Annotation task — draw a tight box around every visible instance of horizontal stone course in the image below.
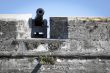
[1,39,110,57]
[0,58,110,73]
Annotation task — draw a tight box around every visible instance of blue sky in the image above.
[0,0,110,19]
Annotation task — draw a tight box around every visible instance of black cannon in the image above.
[35,8,44,26]
[31,8,48,38]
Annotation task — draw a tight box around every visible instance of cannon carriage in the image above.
[31,8,47,38]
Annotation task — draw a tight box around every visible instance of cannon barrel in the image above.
[31,8,47,38]
[35,8,45,26]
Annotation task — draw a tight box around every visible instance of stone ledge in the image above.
[0,58,110,73]
[1,39,110,57]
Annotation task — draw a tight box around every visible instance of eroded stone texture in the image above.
[1,58,110,73]
[0,14,32,52]
[16,20,31,39]
[0,20,30,51]
[0,39,66,56]
[0,58,39,73]
[0,20,17,51]
[68,18,110,41]
[50,17,68,39]
[1,16,110,73]
[2,16,110,56]
[0,14,32,39]
[37,59,110,73]
[1,39,110,56]
[50,17,110,40]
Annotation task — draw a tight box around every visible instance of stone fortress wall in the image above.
[0,14,110,73]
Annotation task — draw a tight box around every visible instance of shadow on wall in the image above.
[31,58,42,73]
[50,17,68,39]
[31,63,42,73]
[0,20,17,39]
[0,20,17,51]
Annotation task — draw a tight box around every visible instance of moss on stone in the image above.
[80,17,110,22]
[48,41,62,51]
[39,56,56,65]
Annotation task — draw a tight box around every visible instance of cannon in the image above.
[31,8,48,38]
[35,8,45,26]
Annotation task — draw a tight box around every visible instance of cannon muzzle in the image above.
[36,8,44,16]
[35,8,44,26]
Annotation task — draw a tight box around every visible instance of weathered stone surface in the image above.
[50,17,110,40]
[0,14,32,52]
[1,16,110,56]
[1,58,110,73]
[40,59,110,73]
[50,17,68,39]
[0,58,39,73]
[0,20,17,51]
[1,39,110,56]
[0,14,32,39]
[1,16,110,73]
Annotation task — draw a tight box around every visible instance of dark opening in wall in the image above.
[50,17,68,39]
